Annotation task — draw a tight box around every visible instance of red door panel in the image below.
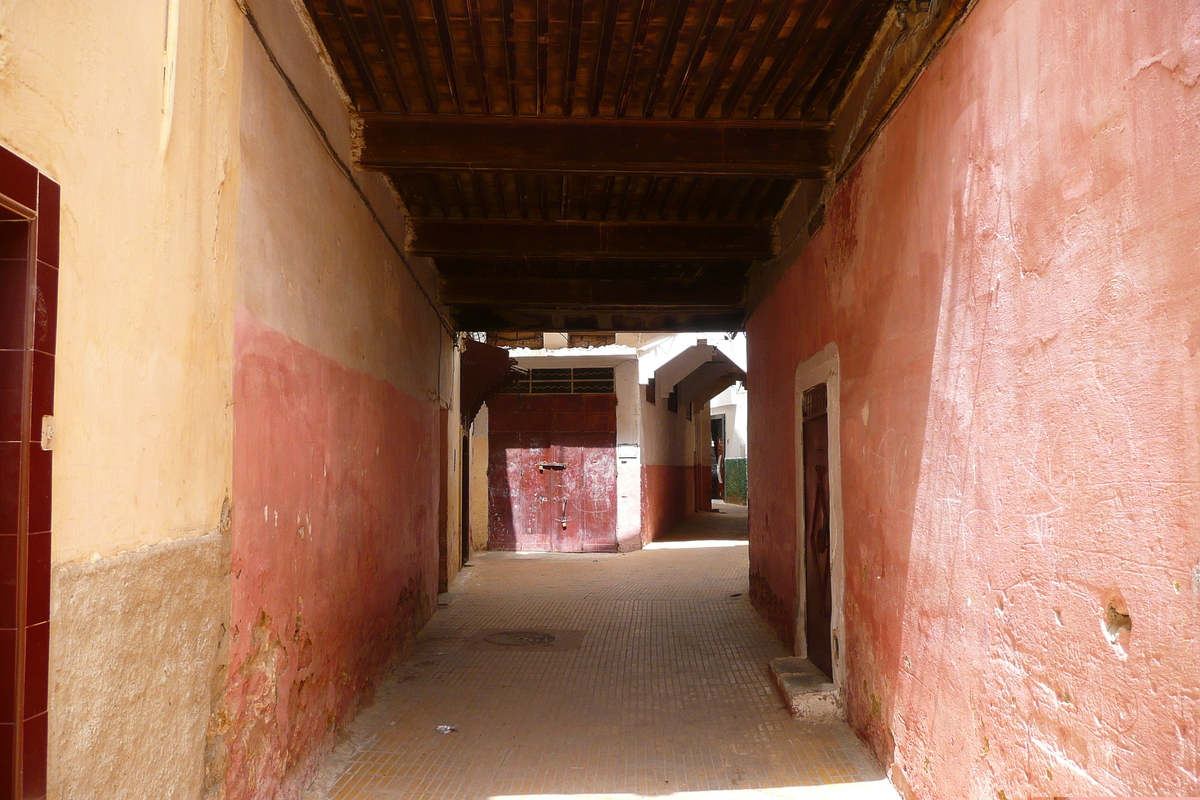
[580,432,618,552]
[487,394,617,552]
[521,432,554,551]
[551,432,584,552]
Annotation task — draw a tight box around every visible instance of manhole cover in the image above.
[484,630,557,647]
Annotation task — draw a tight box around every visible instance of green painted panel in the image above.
[724,458,748,505]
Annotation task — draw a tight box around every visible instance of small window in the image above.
[802,383,828,420]
[500,366,615,394]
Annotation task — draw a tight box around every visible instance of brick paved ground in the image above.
[305,504,897,800]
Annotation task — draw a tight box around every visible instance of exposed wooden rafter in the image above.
[359,115,831,178]
[440,278,745,308]
[449,307,747,333]
[408,218,776,259]
[296,0,976,331]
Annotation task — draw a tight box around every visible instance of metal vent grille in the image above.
[501,367,615,394]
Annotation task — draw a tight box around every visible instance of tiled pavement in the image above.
[305,504,897,800]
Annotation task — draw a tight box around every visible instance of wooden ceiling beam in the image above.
[694,0,765,118]
[536,0,549,114]
[408,218,776,259]
[641,0,690,116]
[590,0,621,116]
[746,0,831,117]
[434,257,752,282]
[773,0,874,119]
[359,0,408,111]
[501,0,519,114]
[440,277,745,308]
[563,0,584,115]
[464,0,491,114]
[614,0,654,117]
[720,0,793,117]
[359,115,831,177]
[393,0,440,113]
[430,0,463,113]
[668,0,726,118]
[449,307,746,333]
[323,0,384,110]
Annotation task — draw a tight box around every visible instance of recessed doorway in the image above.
[793,344,844,693]
[801,383,832,678]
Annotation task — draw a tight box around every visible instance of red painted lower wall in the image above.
[748,0,1200,797]
[640,464,689,543]
[224,306,439,800]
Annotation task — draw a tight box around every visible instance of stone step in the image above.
[770,656,842,722]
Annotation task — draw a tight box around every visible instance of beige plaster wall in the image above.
[0,0,241,564]
[443,352,464,588]
[639,393,694,467]
[235,0,447,401]
[1,3,242,797]
[614,360,643,550]
[469,405,489,552]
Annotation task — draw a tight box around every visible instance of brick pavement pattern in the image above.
[305,505,897,800]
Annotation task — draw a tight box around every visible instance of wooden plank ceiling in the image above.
[300,0,923,331]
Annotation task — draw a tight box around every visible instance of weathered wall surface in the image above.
[226,309,437,800]
[49,533,229,800]
[441,357,465,591]
[222,3,448,798]
[0,1,241,797]
[748,0,1200,797]
[0,0,240,567]
[615,360,644,551]
[470,405,490,553]
[638,381,698,542]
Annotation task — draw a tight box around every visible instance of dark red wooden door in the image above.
[802,384,833,679]
[488,394,617,552]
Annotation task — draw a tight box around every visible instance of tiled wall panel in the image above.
[0,147,57,800]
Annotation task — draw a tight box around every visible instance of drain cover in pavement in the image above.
[484,630,557,647]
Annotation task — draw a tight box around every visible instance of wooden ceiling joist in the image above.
[439,277,745,308]
[449,306,747,333]
[299,0,975,331]
[408,218,776,259]
[358,115,831,178]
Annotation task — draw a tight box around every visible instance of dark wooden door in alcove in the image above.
[802,383,833,679]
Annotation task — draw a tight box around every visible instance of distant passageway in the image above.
[305,506,894,800]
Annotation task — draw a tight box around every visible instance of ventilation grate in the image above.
[501,367,615,394]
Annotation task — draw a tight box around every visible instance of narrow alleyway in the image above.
[304,506,894,800]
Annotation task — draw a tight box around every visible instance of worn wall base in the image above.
[750,571,794,650]
[48,532,230,800]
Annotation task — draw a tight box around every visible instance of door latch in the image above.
[537,462,566,473]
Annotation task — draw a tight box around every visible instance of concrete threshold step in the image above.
[770,657,841,722]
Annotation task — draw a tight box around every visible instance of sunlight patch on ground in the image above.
[490,779,900,799]
[644,539,750,550]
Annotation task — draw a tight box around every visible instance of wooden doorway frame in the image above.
[793,343,846,694]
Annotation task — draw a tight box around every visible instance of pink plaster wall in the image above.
[748,0,1200,797]
[224,305,439,800]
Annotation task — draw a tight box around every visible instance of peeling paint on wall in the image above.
[222,307,438,800]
